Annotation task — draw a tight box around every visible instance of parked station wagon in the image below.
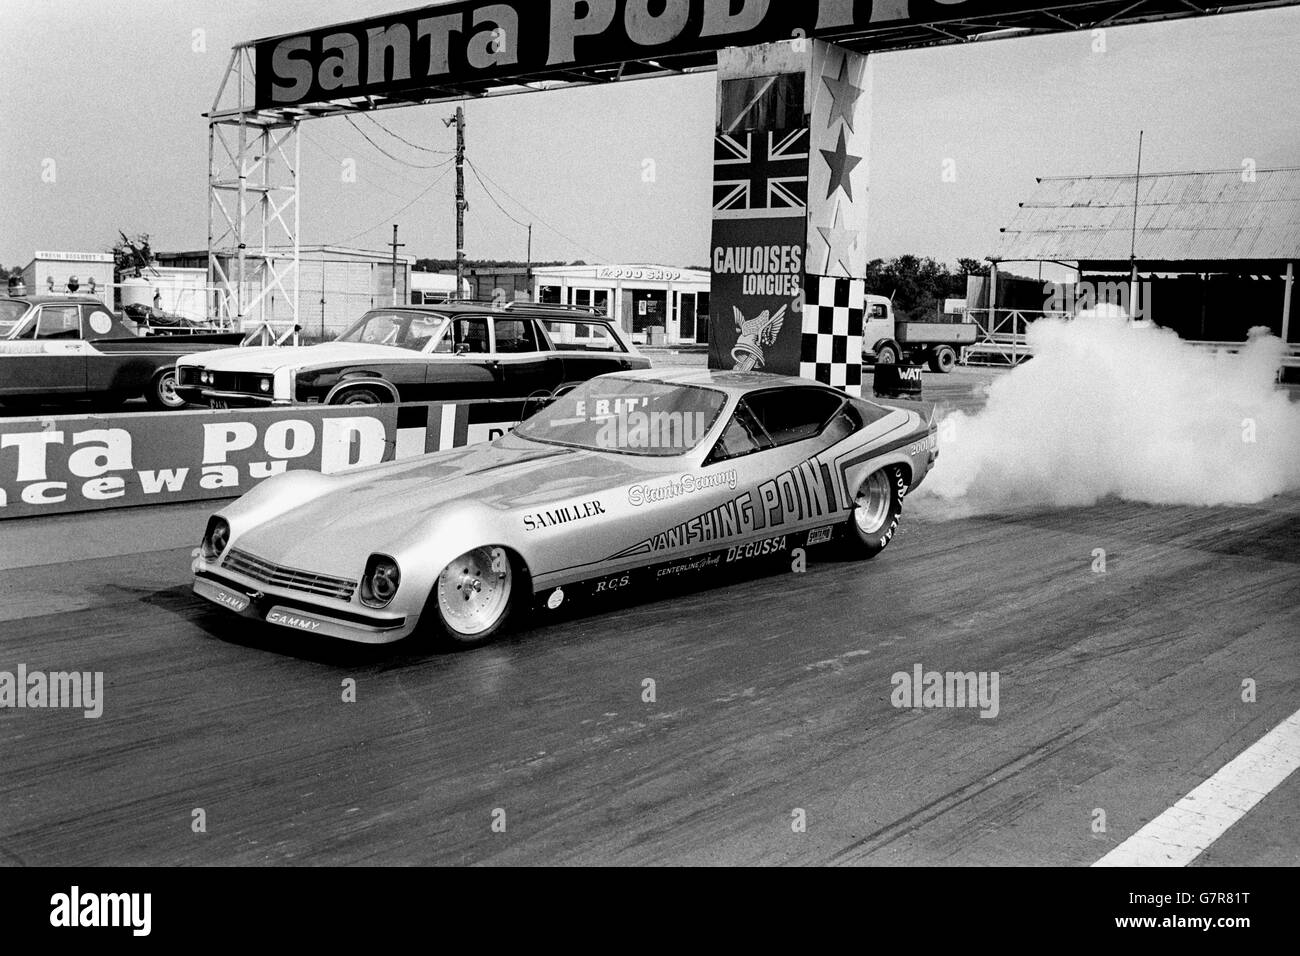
[175,302,651,408]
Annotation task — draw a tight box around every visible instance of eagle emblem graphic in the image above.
[730,305,787,371]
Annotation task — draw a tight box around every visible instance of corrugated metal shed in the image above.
[996,168,1300,264]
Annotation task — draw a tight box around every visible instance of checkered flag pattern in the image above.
[799,276,865,396]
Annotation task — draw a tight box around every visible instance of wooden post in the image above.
[1283,261,1294,344]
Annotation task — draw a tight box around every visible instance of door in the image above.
[492,317,559,399]
[701,388,855,543]
[679,294,696,343]
[422,315,499,400]
[13,305,89,397]
[862,299,893,351]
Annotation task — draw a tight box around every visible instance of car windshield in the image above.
[514,378,728,457]
[337,311,448,351]
[0,299,30,337]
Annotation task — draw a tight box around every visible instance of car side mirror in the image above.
[455,343,470,355]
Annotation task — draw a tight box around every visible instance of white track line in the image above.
[1094,707,1300,867]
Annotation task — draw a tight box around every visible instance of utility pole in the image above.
[1129,130,1144,319]
[444,106,466,294]
[390,224,405,306]
[526,222,533,300]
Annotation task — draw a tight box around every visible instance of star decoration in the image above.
[817,202,861,276]
[820,128,862,202]
[821,56,865,132]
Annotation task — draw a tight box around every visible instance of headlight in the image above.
[260,378,271,393]
[201,516,231,560]
[360,554,401,608]
[201,371,212,385]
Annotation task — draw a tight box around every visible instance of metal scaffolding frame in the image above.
[207,45,301,330]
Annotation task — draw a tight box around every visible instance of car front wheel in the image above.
[842,466,907,559]
[146,368,187,410]
[429,546,519,647]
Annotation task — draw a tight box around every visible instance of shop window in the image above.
[539,285,562,304]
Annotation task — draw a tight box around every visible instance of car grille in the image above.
[206,371,272,395]
[222,549,357,601]
[177,365,201,386]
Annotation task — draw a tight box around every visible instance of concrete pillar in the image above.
[707,39,870,396]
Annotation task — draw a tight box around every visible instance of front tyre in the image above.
[146,368,187,410]
[873,342,899,366]
[429,546,519,647]
[842,467,907,559]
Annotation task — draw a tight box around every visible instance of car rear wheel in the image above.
[842,466,907,559]
[429,546,519,647]
[928,345,957,373]
[332,387,385,406]
[146,368,187,410]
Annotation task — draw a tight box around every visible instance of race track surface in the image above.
[1,369,1297,865]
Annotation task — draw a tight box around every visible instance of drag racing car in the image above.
[191,368,938,647]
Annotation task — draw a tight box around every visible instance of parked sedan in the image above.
[175,302,649,408]
[0,294,241,410]
[191,368,938,647]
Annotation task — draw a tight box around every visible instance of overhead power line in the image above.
[465,157,606,263]
[362,112,455,155]
[338,165,456,246]
[345,115,456,170]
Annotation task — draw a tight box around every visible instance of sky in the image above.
[2,0,1299,272]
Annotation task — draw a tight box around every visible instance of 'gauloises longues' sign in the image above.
[0,400,530,520]
[256,0,1277,111]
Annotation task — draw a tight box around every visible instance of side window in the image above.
[745,389,852,447]
[706,401,772,464]
[541,320,620,352]
[869,304,888,320]
[494,318,540,353]
[37,306,81,340]
[452,317,490,354]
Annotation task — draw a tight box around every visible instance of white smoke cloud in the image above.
[916,313,1300,514]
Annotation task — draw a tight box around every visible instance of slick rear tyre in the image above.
[428,546,521,648]
[842,466,907,560]
[146,368,187,410]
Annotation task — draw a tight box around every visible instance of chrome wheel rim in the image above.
[853,471,892,536]
[342,393,378,405]
[437,546,511,637]
[159,371,183,407]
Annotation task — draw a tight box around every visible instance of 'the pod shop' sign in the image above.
[0,400,526,519]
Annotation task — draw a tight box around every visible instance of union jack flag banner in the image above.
[713,128,810,220]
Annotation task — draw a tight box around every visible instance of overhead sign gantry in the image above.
[209,0,1294,338]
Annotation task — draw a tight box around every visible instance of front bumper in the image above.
[192,567,411,644]
[180,388,291,408]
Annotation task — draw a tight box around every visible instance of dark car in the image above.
[0,295,243,410]
[174,301,651,408]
